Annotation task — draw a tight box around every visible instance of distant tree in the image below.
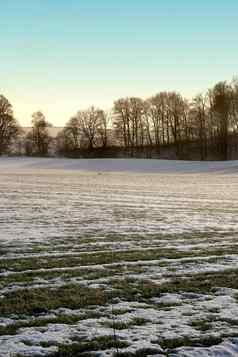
[113,98,130,148]
[64,116,81,150]
[113,97,145,151]
[56,117,81,155]
[25,111,52,156]
[77,106,107,150]
[142,100,153,147]
[231,78,238,133]
[190,94,208,160]
[97,110,110,148]
[209,82,233,160]
[165,92,188,156]
[57,107,109,155]
[146,92,169,149]
[0,95,20,155]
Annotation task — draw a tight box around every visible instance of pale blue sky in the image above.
[1,0,237,125]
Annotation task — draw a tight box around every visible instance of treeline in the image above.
[0,78,238,160]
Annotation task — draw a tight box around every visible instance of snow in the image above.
[172,339,238,357]
[1,156,238,173]
[1,157,238,356]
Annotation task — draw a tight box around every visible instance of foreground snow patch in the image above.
[173,338,238,357]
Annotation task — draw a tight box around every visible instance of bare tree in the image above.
[77,107,106,149]
[113,97,145,152]
[166,92,186,155]
[62,116,81,151]
[26,111,52,156]
[209,82,233,160]
[97,110,110,148]
[146,93,169,149]
[113,98,131,148]
[230,78,238,133]
[0,95,20,155]
[190,94,208,160]
[143,101,153,146]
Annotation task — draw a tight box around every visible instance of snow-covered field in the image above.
[1,158,238,357]
[1,156,238,173]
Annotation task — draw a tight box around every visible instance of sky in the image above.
[1,0,237,126]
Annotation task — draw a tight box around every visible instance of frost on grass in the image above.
[1,158,238,356]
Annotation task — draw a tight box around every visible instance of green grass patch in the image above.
[0,311,101,336]
[51,335,129,356]
[157,335,223,350]
[103,317,149,330]
[190,319,212,332]
[0,284,107,316]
